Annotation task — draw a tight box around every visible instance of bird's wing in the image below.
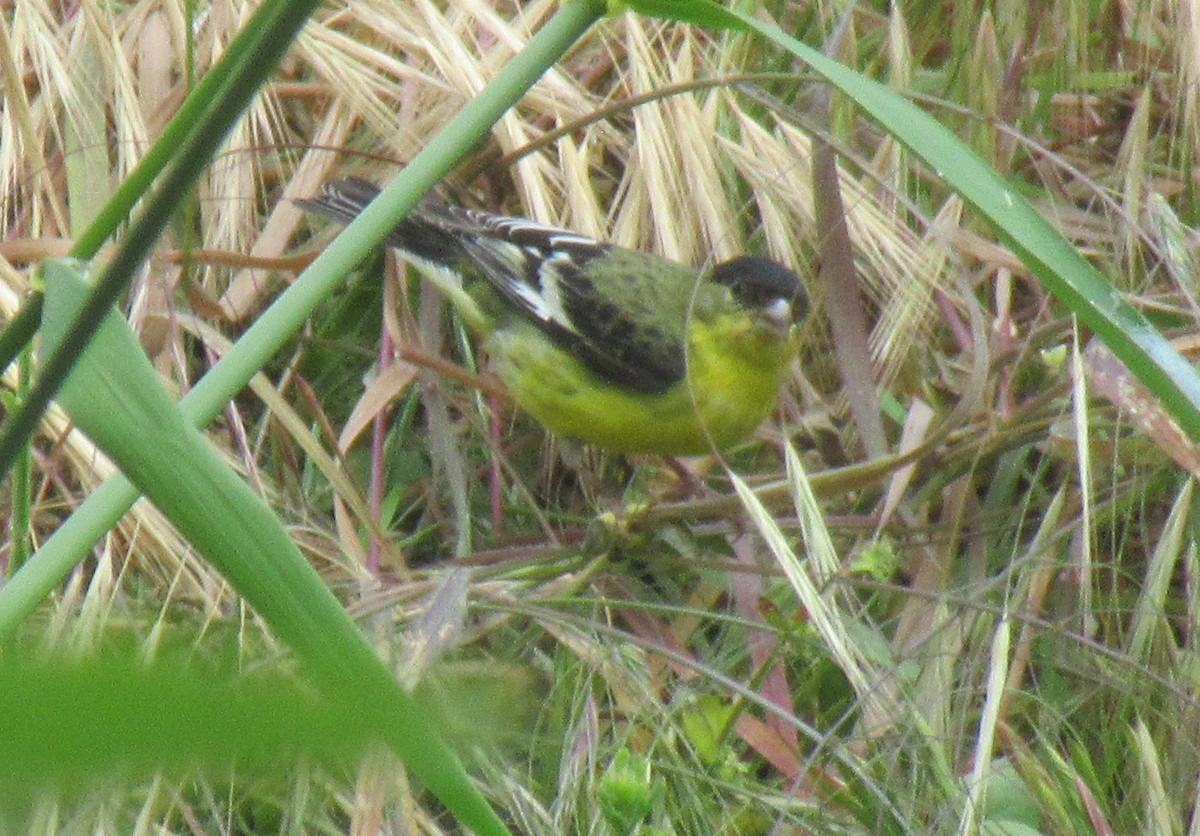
[298,180,693,393]
[452,214,692,394]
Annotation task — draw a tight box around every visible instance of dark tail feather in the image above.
[295,178,460,263]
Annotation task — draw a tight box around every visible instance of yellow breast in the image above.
[486,313,792,455]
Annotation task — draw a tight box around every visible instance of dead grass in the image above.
[3,0,1200,832]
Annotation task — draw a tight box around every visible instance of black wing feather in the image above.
[299,179,688,392]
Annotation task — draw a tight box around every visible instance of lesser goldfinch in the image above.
[298,178,806,455]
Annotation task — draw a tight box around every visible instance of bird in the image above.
[297,178,807,455]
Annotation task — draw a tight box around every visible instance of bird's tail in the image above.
[295,177,461,264]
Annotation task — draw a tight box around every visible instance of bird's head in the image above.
[709,255,808,338]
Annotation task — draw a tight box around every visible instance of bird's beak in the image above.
[762,297,795,338]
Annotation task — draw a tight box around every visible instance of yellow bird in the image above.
[299,178,806,455]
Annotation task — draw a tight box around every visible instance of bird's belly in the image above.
[486,329,780,455]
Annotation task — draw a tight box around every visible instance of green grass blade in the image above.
[0,0,320,486]
[0,0,293,388]
[0,0,606,649]
[39,259,510,835]
[725,12,1200,439]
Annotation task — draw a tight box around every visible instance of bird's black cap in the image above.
[710,256,808,323]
